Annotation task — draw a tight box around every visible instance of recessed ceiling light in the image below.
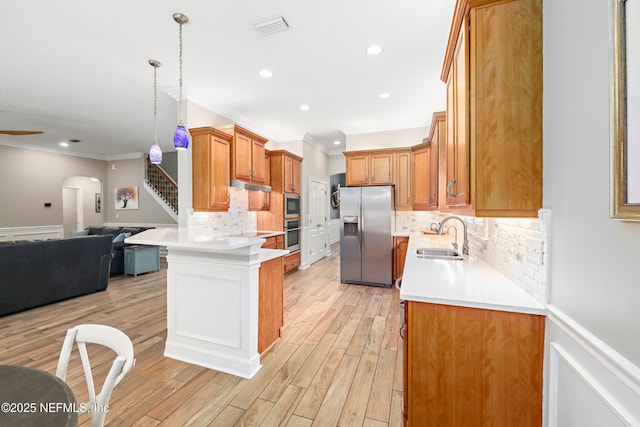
[367,44,383,55]
[259,69,272,78]
[299,104,310,111]
[379,92,391,99]
[334,140,341,145]
[59,142,69,147]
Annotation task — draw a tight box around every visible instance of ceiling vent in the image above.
[254,16,290,36]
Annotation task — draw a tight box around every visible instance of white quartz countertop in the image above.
[400,233,546,316]
[260,248,290,262]
[126,227,275,251]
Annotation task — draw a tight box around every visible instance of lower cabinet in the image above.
[403,301,544,426]
[258,256,284,354]
[393,236,409,282]
[284,252,301,274]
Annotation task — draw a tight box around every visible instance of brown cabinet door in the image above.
[234,132,253,181]
[251,140,266,183]
[405,301,544,426]
[370,153,393,185]
[447,13,470,209]
[393,237,409,281]
[258,256,284,353]
[346,154,369,186]
[291,158,301,194]
[191,128,230,212]
[412,147,430,210]
[395,151,412,210]
[284,155,300,193]
[211,136,230,210]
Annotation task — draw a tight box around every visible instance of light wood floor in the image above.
[0,245,404,426]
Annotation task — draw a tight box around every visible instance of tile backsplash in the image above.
[188,187,257,235]
[395,210,549,304]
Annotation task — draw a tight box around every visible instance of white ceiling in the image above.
[0,0,454,160]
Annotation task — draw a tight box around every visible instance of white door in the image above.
[308,178,328,265]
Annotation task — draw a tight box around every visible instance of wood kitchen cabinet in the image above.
[345,150,394,186]
[284,252,301,274]
[403,301,544,426]
[393,236,409,282]
[190,127,232,212]
[395,150,412,210]
[258,255,284,354]
[249,151,271,211]
[256,150,303,233]
[284,154,301,194]
[441,0,542,217]
[412,112,445,211]
[217,124,268,186]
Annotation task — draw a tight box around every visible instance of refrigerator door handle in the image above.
[360,202,364,255]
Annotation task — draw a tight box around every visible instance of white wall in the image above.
[544,0,640,424]
[345,127,428,151]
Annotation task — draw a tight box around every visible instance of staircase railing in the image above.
[145,156,178,214]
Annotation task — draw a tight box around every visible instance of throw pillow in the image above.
[113,232,127,243]
[69,229,89,237]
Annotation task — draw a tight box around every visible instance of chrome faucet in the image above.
[436,216,469,255]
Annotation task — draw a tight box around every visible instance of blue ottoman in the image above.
[124,245,160,277]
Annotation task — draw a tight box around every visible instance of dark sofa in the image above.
[0,235,113,316]
[85,226,154,275]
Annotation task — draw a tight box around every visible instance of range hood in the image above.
[230,179,272,193]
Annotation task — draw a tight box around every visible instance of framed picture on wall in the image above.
[95,193,102,213]
[114,186,139,210]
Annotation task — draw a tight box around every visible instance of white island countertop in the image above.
[400,233,546,316]
[125,227,288,261]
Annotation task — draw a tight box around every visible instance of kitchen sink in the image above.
[415,247,464,260]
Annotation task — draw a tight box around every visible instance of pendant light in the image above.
[149,59,162,164]
[173,13,189,150]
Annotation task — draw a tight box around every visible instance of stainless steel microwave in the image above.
[284,194,300,218]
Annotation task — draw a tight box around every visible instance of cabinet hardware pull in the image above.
[447,179,457,198]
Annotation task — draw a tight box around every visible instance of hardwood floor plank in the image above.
[310,354,360,427]
[293,347,346,419]
[260,340,316,402]
[233,398,274,426]
[260,384,304,426]
[366,349,397,423]
[388,389,404,427]
[207,405,245,426]
[338,352,378,426]
[290,333,337,389]
[285,414,313,427]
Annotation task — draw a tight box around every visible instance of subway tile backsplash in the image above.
[395,210,549,304]
[188,187,257,234]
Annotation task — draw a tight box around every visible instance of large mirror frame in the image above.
[611,0,640,220]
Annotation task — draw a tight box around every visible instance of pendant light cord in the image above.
[154,64,158,143]
[178,22,183,125]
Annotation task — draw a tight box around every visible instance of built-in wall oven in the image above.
[284,219,301,253]
[284,194,300,218]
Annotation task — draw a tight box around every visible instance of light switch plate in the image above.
[525,237,544,265]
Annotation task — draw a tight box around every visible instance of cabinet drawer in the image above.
[284,252,301,273]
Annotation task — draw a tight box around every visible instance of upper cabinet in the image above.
[345,150,394,186]
[249,151,271,211]
[190,127,232,212]
[283,154,301,195]
[441,0,542,217]
[217,124,269,186]
[394,149,412,211]
[412,111,445,211]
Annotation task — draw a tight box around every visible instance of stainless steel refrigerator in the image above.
[340,186,394,288]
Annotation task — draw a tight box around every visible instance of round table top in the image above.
[0,365,78,426]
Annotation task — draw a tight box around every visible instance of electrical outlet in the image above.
[525,237,544,265]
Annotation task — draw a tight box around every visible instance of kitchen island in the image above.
[126,228,287,379]
[400,233,546,427]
